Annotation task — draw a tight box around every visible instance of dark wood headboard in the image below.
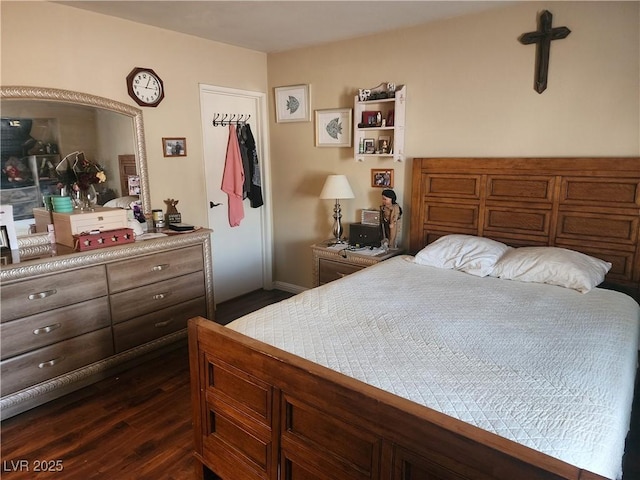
[409,157,640,297]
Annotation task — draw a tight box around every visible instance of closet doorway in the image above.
[199,84,272,304]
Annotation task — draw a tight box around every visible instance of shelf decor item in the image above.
[319,174,354,245]
[274,84,310,123]
[315,108,352,147]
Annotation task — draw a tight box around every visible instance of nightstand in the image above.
[311,242,405,286]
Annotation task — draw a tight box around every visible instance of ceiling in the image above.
[55,1,511,53]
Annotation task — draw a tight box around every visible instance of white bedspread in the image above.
[227,256,640,479]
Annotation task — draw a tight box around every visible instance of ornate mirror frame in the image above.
[1,86,151,251]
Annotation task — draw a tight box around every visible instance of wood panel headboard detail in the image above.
[409,157,640,296]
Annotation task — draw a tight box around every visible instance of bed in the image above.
[189,157,640,480]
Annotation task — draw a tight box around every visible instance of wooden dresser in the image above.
[0,230,214,419]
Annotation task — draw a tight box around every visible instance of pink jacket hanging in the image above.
[221,124,245,227]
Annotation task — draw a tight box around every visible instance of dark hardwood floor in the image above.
[1,287,639,480]
[0,289,294,480]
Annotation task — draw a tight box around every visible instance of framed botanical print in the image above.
[275,84,310,122]
[315,108,352,147]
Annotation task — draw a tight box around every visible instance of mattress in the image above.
[227,256,640,479]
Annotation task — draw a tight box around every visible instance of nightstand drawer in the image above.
[318,258,363,284]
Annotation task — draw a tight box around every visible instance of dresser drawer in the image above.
[1,265,108,322]
[318,258,364,284]
[110,270,205,324]
[113,297,206,353]
[0,297,111,360]
[107,245,204,292]
[0,327,114,396]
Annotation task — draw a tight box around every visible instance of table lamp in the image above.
[319,174,354,245]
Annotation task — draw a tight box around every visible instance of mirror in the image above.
[0,86,151,248]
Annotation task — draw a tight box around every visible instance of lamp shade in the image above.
[319,174,354,200]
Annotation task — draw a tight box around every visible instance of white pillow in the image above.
[413,234,511,277]
[103,195,140,209]
[490,247,612,293]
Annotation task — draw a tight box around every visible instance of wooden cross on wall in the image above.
[519,10,571,94]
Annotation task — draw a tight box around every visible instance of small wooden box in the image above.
[33,207,53,233]
[73,228,135,251]
[52,207,128,247]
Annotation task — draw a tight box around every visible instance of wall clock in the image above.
[126,67,165,107]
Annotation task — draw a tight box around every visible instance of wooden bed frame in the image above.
[189,157,640,480]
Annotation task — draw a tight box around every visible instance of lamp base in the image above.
[327,238,348,247]
[329,199,346,246]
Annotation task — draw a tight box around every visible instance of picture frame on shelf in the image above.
[378,135,390,154]
[361,110,381,128]
[162,137,187,157]
[385,110,395,127]
[371,169,394,188]
[363,138,376,154]
[315,108,352,147]
[275,84,310,123]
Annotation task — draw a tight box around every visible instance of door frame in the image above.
[199,83,273,293]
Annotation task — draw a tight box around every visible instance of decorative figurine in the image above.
[381,189,402,249]
[164,198,182,224]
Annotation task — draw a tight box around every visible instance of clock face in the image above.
[126,68,164,107]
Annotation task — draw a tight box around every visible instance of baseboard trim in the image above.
[272,281,307,294]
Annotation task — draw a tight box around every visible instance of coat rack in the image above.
[212,113,251,127]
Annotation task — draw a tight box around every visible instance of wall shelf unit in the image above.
[354,84,406,162]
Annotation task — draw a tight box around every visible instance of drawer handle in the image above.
[33,323,62,335]
[38,357,64,368]
[152,292,170,300]
[28,289,57,300]
[154,319,173,328]
[152,264,170,272]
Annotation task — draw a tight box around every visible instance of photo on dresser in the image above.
[0,225,9,250]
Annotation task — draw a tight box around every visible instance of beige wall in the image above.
[1,1,267,229]
[267,1,639,288]
[2,1,638,292]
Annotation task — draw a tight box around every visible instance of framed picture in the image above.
[315,108,352,147]
[363,138,376,154]
[0,204,18,250]
[361,110,381,127]
[378,135,391,154]
[371,169,394,188]
[128,175,141,195]
[275,84,310,123]
[0,226,9,250]
[163,137,187,157]
[386,110,395,127]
